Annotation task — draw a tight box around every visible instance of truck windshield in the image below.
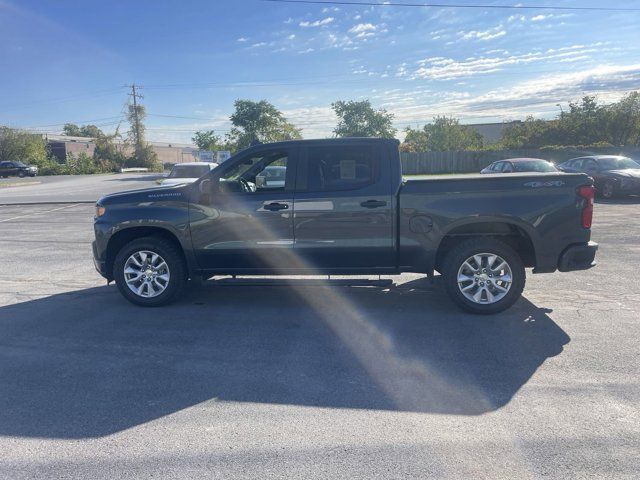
[168,165,210,178]
[513,161,557,172]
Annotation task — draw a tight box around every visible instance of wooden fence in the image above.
[400,147,640,175]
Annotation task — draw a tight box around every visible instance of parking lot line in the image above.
[0,203,84,223]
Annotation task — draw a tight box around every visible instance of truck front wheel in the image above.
[113,237,187,307]
[441,238,525,314]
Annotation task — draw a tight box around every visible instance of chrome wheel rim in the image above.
[124,250,170,298]
[457,253,512,305]
[602,182,614,198]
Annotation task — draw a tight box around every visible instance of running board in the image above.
[206,277,394,288]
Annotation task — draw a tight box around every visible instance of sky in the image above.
[1,0,640,144]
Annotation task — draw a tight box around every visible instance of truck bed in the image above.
[398,172,593,273]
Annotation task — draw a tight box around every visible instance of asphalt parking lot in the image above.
[0,173,162,203]
[0,183,639,478]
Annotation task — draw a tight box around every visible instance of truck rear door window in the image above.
[304,146,378,192]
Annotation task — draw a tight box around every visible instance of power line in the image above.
[260,0,640,11]
[23,116,125,129]
[0,87,127,112]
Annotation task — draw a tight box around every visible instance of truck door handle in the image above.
[263,202,289,211]
[360,200,387,208]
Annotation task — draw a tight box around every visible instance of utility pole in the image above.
[128,83,144,156]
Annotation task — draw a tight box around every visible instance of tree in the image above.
[63,123,104,138]
[401,116,484,152]
[500,117,558,149]
[400,127,429,152]
[500,93,640,148]
[601,92,640,146]
[0,127,51,168]
[192,130,226,151]
[226,99,301,150]
[332,100,396,138]
[93,128,127,169]
[125,99,160,170]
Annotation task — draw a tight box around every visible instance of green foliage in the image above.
[332,100,396,138]
[126,143,162,171]
[37,152,118,176]
[0,126,51,168]
[226,99,302,151]
[93,131,127,168]
[124,100,162,171]
[63,123,104,138]
[501,92,640,148]
[127,103,146,147]
[401,116,484,152]
[192,130,233,152]
[64,152,102,174]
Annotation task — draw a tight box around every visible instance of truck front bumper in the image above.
[558,241,598,272]
[92,240,109,279]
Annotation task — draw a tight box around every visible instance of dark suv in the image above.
[0,161,38,178]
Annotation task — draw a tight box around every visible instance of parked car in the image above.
[0,160,38,178]
[93,138,597,314]
[159,162,218,186]
[255,165,287,189]
[481,158,558,174]
[557,155,640,199]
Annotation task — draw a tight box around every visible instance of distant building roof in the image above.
[465,121,522,144]
[40,133,196,149]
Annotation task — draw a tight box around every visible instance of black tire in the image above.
[600,181,615,199]
[441,237,525,314]
[18,171,26,178]
[113,236,187,307]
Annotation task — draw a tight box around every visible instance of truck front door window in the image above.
[219,151,288,193]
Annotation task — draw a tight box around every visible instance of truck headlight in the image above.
[95,203,106,217]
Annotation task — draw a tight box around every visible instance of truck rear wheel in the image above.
[113,237,187,307]
[441,238,525,314]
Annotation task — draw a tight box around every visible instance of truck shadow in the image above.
[0,277,569,439]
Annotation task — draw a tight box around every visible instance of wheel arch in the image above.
[434,218,538,272]
[105,226,190,281]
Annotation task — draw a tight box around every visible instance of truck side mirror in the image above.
[199,176,219,194]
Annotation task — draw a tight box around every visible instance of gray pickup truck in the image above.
[93,138,597,314]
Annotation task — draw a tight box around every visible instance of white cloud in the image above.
[299,17,334,27]
[456,64,640,116]
[459,25,506,41]
[287,34,295,40]
[348,23,376,34]
[412,44,602,80]
[236,37,248,42]
[531,14,549,22]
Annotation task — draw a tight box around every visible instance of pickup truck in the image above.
[93,138,597,314]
